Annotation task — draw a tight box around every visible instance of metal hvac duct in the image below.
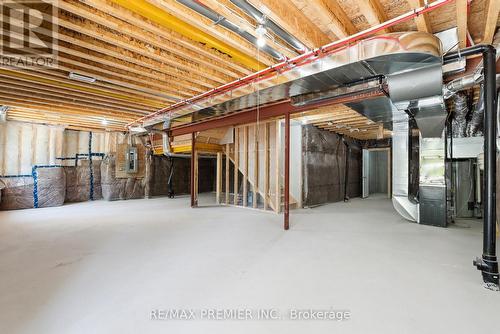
[391,110,419,222]
[229,0,308,53]
[387,63,447,226]
[176,0,283,59]
[166,32,442,129]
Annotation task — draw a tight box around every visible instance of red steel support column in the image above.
[284,112,290,230]
[190,132,197,207]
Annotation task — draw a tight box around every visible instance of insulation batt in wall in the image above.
[302,125,361,206]
[0,121,64,176]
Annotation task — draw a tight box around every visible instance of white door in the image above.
[362,149,370,198]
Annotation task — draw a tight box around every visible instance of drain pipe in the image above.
[229,0,308,53]
[444,45,499,290]
[168,157,175,198]
[176,0,283,59]
[342,137,350,202]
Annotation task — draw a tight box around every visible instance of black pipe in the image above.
[168,157,175,198]
[342,138,350,202]
[445,45,499,289]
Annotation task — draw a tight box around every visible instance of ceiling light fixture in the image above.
[256,25,267,48]
[130,126,147,133]
[101,118,109,126]
[69,72,96,83]
[257,36,267,48]
[255,25,267,36]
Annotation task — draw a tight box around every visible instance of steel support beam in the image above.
[169,90,385,137]
[190,132,197,207]
[284,112,290,230]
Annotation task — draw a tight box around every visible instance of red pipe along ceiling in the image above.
[126,0,453,129]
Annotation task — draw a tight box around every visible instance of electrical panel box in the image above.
[126,146,138,173]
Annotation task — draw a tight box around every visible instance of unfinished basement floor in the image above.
[1,196,499,334]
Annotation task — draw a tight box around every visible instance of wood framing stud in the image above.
[264,123,270,210]
[216,151,222,205]
[234,128,239,205]
[243,126,248,207]
[253,125,259,209]
[225,143,230,205]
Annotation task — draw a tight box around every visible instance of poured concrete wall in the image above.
[302,125,361,206]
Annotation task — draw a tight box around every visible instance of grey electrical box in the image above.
[126,146,138,173]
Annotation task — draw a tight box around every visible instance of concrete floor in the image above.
[0,195,499,334]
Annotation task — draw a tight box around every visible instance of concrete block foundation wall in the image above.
[302,125,362,206]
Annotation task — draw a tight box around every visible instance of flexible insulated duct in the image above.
[452,92,468,138]
[467,85,484,137]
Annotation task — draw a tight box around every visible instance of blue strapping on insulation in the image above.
[54,148,104,201]
[32,165,62,208]
[0,174,32,178]
[4,131,105,207]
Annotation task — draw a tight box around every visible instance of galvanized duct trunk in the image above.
[388,63,448,226]
[391,111,419,222]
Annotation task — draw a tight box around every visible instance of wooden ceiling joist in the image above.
[455,0,468,47]
[357,0,390,32]
[247,0,331,48]
[57,43,206,95]
[57,13,230,88]
[59,1,243,82]
[289,0,356,40]
[57,30,218,92]
[143,0,275,66]
[0,77,155,113]
[0,67,166,108]
[407,0,433,33]
[0,96,138,120]
[29,66,175,103]
[482,0,500,44]
[1,0,497,131]
[0,84,151,115]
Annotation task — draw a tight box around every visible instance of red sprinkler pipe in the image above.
[126,0,453,128]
